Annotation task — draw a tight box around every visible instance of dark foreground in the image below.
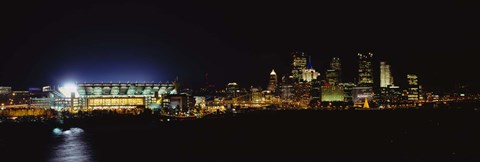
[1,109,480,161]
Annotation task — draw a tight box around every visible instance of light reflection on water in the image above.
[50,128,92,162]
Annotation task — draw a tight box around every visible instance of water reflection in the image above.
[50,128,92,162]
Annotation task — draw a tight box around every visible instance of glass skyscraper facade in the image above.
[380,62,393,88]
[326,57,342,85]
[291,51,307,81]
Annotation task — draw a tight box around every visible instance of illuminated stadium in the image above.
[57,82,177,109]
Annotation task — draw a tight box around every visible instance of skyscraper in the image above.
[407,74,419,101]
[226,82,239,99]
[301,68,319,82]
[291,51,307,81]
[326,57,342,85]
[380,62,393,88]
[301,56,319,82]
[267,69,277,92]
[309,79,322,108]
[279,76,294,102]
[311,79,321,100]
[330,57,341,71]
[357,52,374,87]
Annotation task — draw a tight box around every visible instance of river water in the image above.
[49,128,91,162]
[2,110,480,161]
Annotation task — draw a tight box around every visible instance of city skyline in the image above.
[0,50,477,93]
[1,50,474,110]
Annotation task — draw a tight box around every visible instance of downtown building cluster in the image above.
[196,51,477,110]
[199,52,422,109]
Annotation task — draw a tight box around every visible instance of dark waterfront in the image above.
[1,108,480,161]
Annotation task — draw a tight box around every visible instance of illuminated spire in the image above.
[308,55,313,69]
[363,98,370,109]
[270,69,276,75]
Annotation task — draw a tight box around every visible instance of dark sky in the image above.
[0,1,478,91]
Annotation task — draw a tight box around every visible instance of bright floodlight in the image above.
[64,83,77,92]
[59,82,79,97]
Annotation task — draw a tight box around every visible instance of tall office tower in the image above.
[407,74,419,101]
[279,76,294,101]
[301,56,319,82]
[326,57,342,85]
[267,69,278,92]
[302,68,320,82]
[380,62,394,88]
[226,82,240,99]
[357,52,374,87]
[330,57,341,71]
[309,79,322,108]
[291,51,307,81]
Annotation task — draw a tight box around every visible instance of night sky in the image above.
[0,1,478,91]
